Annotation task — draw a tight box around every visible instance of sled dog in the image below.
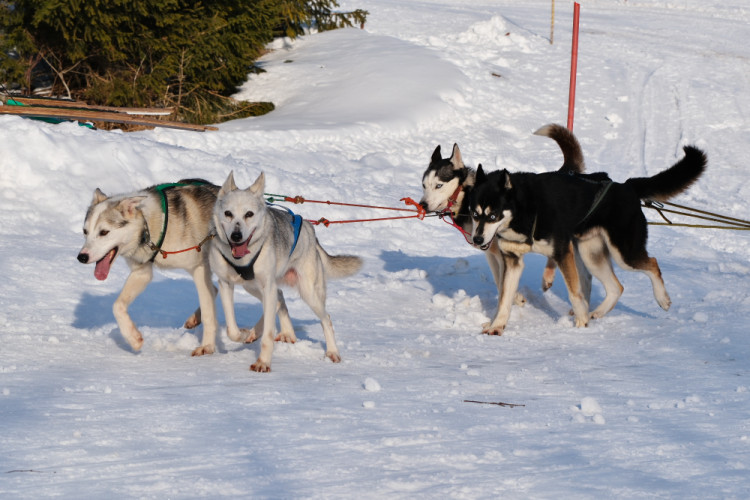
[419,124,590,334]
[77,180,221,356]
[469,144,707,333]
[210,171,362,372]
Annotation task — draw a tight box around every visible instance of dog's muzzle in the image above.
[230,230,244,243]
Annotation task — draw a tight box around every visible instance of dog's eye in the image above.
[471,211,478,219]
[244,211,254,219]
[99,229,109,237]
[489,214,497,221]
[436,183,443,189]
[224,210,233,218]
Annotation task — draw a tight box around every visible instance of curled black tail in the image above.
[534,123,585,174]
[626,146,707,201]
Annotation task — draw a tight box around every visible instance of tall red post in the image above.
[567,2,581,131]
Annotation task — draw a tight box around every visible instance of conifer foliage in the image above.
[0,0,368,124]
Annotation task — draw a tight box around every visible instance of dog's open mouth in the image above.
[479,243,491,251]
[229,230,254,259]
[94,247,118,281]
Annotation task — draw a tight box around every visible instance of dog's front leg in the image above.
[250,279,277,373]
[217,279,256,344]
[486,242,526,307]
[190,263,219,356]
[558,243,589,327]
[184,284,217,329]
[484,252,524,335]
[113,263,153,351]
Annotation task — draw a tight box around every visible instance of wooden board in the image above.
[0,105,218,131]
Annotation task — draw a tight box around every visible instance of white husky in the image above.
[210,171,362,372]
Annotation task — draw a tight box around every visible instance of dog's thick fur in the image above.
[469,144,707,333]
[77,180,220,355]
[210,171,362,372]
[419,124,590,333]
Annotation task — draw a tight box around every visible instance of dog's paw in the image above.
[326,351,341,363]
[123,329,144,352]
[514,292,527,307]
[228,327,257,343]
[191,344,215,357]
[481,323,505,336]
[183,313,201,330]
[275,332,297,344]
[657,295,671,311]
[250,359,271,372]
[574,317,589,328]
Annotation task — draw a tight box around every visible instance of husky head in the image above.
[468,165,514,250]
[77,189,148,280]
[419,143,469,212]
[214,171,266,259]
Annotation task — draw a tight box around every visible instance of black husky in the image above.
[469,145,707,334]
[419,124,591,333]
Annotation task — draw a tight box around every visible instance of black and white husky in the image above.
[469,142,707,333]
[77,180,221,355]
[419,124,590,333]
[210,171,362,372]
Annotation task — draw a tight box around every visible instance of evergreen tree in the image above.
[0,0,368,124]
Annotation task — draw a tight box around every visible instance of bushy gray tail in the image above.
[320,246,363,279]
[626,146,707,201]
[534,123,585,173]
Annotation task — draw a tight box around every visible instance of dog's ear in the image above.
[117,196,147,219]
[449,144,463,170]
[248,171,265,195]
[431,145,442,163]
[476,164,486,184]
[92,188,108,205]
[502,170,513,190]
[219,171,237,196]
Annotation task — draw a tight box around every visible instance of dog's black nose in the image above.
[230,231,244,243]
[472,236,484,246]
[77,253,89,263]
[419,201,428,210]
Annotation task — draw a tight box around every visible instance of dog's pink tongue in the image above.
[231,239,250,259]
[94,249,117,281]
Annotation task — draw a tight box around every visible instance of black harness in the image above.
[221,248,262,281]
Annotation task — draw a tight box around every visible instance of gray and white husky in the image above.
[210,171,362,372]
[77,180,220,355]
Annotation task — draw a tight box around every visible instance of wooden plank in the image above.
[0,106,218,131]
[5,97,174,115]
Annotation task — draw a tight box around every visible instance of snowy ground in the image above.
[2,0,749,498]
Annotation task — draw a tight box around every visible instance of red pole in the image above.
[567,2,581,131]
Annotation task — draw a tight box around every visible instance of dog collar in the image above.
[446,185,462,212]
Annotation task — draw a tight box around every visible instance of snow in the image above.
[1,0,750,497]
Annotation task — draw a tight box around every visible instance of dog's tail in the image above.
[534,123,585,174]
[319,245,363,279]
[626,146,707,202]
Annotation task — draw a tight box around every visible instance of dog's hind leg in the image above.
[542,258,557,292]
[113,263,153,351]
[606,233,671,311]
[577,236,623,318]
[557,243,589,327]
[190,264,219,356]
[183,284,217,329]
